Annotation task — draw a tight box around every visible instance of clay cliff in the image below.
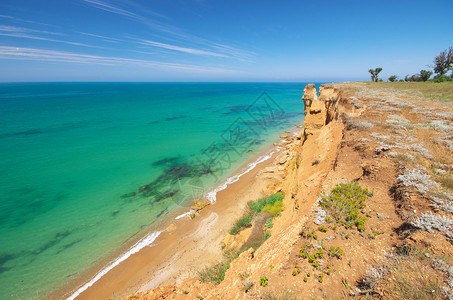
[129,82,453,299]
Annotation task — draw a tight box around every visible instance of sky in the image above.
[0,0,452,82]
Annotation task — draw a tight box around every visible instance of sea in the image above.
[0,82,321,299]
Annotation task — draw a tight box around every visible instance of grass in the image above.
[230,193,284,235]
[360,246,449,299]
[203,193,285,285]
[362,81,453,106]
[198,250,240,285]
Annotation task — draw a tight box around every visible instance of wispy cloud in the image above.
[77,31,123,43]
[139,39,228,57]
[0,26,100,48]
[0,14,51,27]
[0,46,237,73]
[0,25,61,36]
[82,0,139,19]
[80,0,254,62]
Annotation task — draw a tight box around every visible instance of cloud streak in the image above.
[0,46,237,73]
[0,26,99,48]
[139,39,228,57]
[80,0,254,61]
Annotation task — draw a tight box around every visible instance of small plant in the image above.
[243,282,253,293]
[312,159,320,166]
[327,269,332,275]
[303,276,308,282]
[329,246,345,259]
[307,230,318,240]
[312,260,320,269]
[342,279,349,289]
[318,273,324,283]
[260,276,268,287]
[314,249,324,259]
[318,226,327,233]
[307,272,311,277]
[190,213,196,219]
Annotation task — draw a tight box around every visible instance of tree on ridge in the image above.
[368,67,383,82]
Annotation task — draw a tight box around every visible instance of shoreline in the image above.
[52,125,302,299]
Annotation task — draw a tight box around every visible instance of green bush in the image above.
[248,192,284,216]
[419,70,433,81]
[329,246,345,259]
[260,276,268,287]
[229,216,251,235]
[231,193,284,235]
[320,182,372,231]
[262,200,283,217]
[388,75,397,82]
[434,74,446,82]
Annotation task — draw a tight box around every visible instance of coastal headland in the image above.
[67,82,453,299]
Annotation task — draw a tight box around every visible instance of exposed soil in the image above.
[128,82,453,300]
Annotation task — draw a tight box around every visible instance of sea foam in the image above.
[206,147,280,203]
[66,230,162,300]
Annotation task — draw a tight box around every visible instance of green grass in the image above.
[362,81,453,106]
[230,193,284,235]
[198,250,240,285]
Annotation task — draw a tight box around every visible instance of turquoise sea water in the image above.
[0,82,319,299]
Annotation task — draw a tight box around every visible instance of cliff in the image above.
[129,82,453,299]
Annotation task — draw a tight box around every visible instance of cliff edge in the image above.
[129,82,453,299]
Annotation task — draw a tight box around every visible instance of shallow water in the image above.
[0,82,321,299]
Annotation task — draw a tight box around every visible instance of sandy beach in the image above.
[51,128,300,300]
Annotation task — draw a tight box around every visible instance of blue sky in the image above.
[0,0,452,82]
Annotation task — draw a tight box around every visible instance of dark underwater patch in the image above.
[165,115,185,121]
[222,104,249,115]
[0,128,45,138]
[33,229,73,255]
[135,161,214,204]
[0,252,19,275]
[151,157,181,167]
[55,238,83,255]
[156,208,167,218]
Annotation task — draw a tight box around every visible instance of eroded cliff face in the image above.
[131,84,355,299]
[132,82,453,299]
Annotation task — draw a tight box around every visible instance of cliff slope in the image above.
[130,82,453,299]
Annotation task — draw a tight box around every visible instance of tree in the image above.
[433,47,453,76]
[419,70,433,81]
[388,75,397,82]
[368,67,383,82]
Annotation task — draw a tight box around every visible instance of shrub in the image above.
[329,246,345,259]
[262,200,283,217]
[411,212,452,233]
[397,169,437,194]
[229,216,251,235]
[419,69,433,81]
[248,193,284,216]
[434,74,447,82]
[318,226,327,233]
[320,182,371,231]
[388,75,398,82]
[260,276,268,287]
